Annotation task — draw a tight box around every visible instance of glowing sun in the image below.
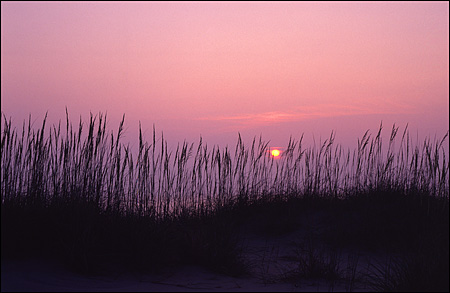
[271,149,280,157]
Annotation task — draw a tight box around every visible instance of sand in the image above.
[2,224,375,292]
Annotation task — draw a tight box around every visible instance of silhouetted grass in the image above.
[1,111,448,290]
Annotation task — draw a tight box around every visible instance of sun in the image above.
[271,149,280,157]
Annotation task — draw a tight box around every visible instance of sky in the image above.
[1,1,449,151]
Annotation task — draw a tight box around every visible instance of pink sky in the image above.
[1,1,448,149]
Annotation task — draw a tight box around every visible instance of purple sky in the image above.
[1,1,448,150]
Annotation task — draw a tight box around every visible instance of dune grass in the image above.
[1,111,448,291]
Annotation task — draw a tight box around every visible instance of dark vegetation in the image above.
[1,111,449,291]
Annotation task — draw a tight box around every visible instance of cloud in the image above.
[197,101,416,130]
[197,100,415,130]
